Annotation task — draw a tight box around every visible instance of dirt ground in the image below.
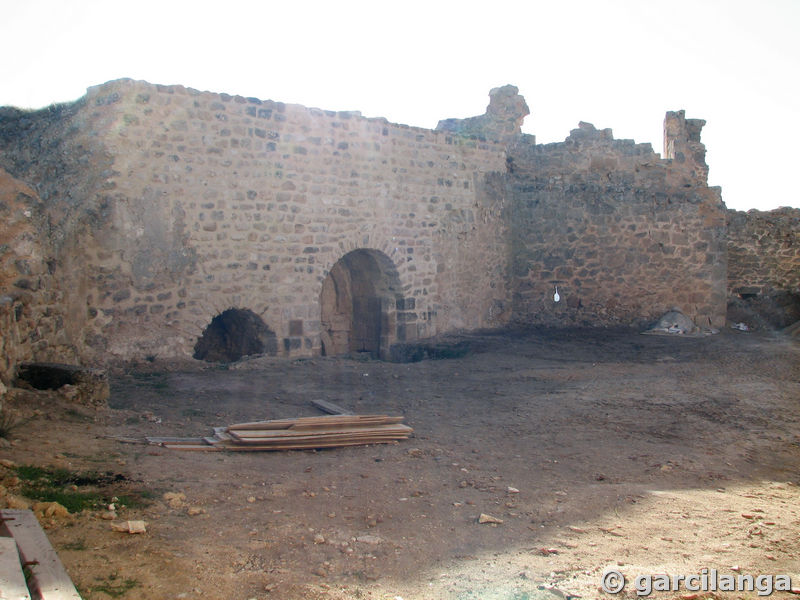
[2,326,800,600]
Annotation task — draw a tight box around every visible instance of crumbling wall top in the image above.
[565,121,615,144]
[664,109,709,182]
[436,84,530,144]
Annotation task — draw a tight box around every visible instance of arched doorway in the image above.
[320,249,402,358]
[193,308,278,362]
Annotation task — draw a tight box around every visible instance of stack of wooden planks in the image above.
[147,413,413,451]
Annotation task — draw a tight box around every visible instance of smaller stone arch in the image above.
[193,308,278,363]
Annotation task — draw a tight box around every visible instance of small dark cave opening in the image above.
[193,308,278,363]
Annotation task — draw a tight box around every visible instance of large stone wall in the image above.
[507,114,728,330]
[1,79,764,374]
[727,207,800,296]
[1,79,511,363]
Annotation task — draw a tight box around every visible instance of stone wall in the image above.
[507,115,728,330]
[727,207,800,296]
[0,168,83,384]
[0,79,756,371]
[0,79,511,362]
[0,98,120,375]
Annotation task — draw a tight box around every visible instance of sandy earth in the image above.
[2,327,800,600]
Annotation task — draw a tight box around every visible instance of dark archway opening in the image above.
[320,249,404,358]
[193,308,278,363]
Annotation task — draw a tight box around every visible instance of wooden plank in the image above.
[211,427,234,441]
[156,413,412,452]
[238,422,411,435]
[225,435,411,447]
[166,436,408,451]
[160,435,412,451]
[162,443,220,451]
[0,510,82,600]
[310,399,353,415]
[227,414,402,431]
[203,432,251,446]
[204,428,235,445]
[228,423,412,440]
[226,438,410,448]
[215,439,403,451]
[287,417,405,431]
[228,433,408,446]
[146,437,207,445]
[228,434,411,444]
[227,418,310,431]
[0,536,31,600]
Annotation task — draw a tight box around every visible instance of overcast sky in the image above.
[1,0,798,211]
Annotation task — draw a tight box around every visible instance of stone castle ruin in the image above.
[0,80,798,381]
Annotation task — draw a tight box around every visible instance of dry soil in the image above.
[2,327,800,600]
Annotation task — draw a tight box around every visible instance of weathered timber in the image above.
[0,510,82,600]
[0,536,31,600]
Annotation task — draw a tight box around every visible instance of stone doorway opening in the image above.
[193,308,278,363]
[320,249,403,358]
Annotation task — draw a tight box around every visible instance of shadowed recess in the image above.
[193,308,277,363]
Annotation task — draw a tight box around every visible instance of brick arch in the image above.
[319,248,413,359]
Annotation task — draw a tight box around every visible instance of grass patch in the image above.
[15,465,124,486]
[14,464,150,513]
[15,464,73,483]
[20,486,102,513]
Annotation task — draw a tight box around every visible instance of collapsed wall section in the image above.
[21,79,510,360]
[0,98,124,372]
[0,98,126,373]
[507,117,727,330]
[0,168,82,384]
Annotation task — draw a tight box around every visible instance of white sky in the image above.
[1,0,798,211]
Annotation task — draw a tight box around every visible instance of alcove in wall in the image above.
[193,308,277,362]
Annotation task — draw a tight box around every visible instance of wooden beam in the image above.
[209,439,402,451]
[162,444,220,451]
[228,423,412,440]
[227,415,403,431]
[0,510,82,600]
[146,437,208,445]
[0,536,31,600]
[155,412,412,452]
